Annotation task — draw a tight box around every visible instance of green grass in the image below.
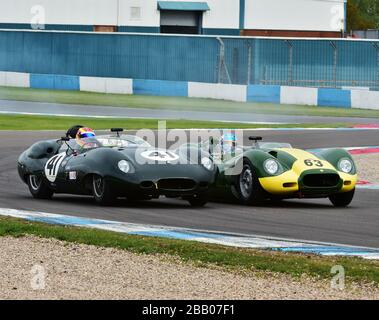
[0,114,357,130]
[0,216,378,285]
[1,86,379,119]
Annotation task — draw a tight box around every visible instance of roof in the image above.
[157,1,210,11]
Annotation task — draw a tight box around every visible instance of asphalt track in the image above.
[1,99,379,124]
[1,130,378,248]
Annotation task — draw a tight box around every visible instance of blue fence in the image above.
[0,30,378,90]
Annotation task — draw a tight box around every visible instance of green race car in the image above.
[186,135,357,207]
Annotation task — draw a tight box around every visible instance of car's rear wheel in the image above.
[27,174,53,199]
[92,175,115,205]
[185,194,208,207]
[329,189,355,207]
[234,159,265,205]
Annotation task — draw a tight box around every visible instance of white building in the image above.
[0,0,346,37]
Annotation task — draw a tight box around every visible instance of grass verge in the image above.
[0,216,378,285]
[0,114,357,130]
[1,86,379,119]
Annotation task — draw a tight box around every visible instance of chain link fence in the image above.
[1,30,378,91]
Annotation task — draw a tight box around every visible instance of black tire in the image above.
[234,158,265,205]
[92,175,116,205]
[329,189,355,207]
[185,194,208,207]
[27,175,54,199]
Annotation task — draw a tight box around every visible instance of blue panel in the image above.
[157,1,209,11]
[239,0,245,30]
[202,28,240,36]
[30,74,55,89]
[54,75,79,90]
[118,26,160,33]
[133,79,188,97]
[30,74,79,90]
[317,88,351,108]
[247,85,281,103]
[0,23,92,31]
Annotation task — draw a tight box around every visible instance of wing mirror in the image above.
[111,128,124,137]
[249,136,263,148]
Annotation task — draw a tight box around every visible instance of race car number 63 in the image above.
[304,159,323,167]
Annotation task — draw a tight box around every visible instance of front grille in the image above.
[303,173,340,188]
[157,179,196,191]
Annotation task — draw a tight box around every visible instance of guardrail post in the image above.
[372,43,379,91]
[247,41,252,85]
[329,41,338,88]
[285,40,293,86]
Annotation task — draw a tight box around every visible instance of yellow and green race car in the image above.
[196,136,357,207]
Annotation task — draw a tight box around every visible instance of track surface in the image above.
[1,99,379,124]
[1,130,378,247]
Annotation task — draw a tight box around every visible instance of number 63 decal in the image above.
[304,159,323,167]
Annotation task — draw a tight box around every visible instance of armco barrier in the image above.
[30,74,79,91]
[80,77,133,94]
[280,86,318,106]
[133,79,188,97]
[188,82,246,102]
[317,88,351,108]
[351,90,379,110]
[247,85,281,103]
[0,71,29,88]
[2,71,379,110]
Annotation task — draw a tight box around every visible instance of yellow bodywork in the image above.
[258,148,357,195]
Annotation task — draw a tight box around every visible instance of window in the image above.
[130,7,141,21]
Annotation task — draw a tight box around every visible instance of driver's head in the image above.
[221,133,237,154]
[76,127,96,148]
[66,125,85,139]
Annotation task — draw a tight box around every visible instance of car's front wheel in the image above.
[329,189,355,207]
[92,175,115,205]
[234,159,265,205]
[27,174,54,199]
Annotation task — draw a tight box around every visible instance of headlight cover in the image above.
[264,159,279,175]
[338,158,353,174]
[201,157,213,170]
[118,160,131,173]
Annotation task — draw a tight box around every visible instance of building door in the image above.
[160,10,201,34]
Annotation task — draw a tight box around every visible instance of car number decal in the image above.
[45,153,66,182]
[141,150,179,162]
[304,159,324,167]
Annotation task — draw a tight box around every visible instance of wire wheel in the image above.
[27,174,53,199]
[239,165,253,199]
[29,175,42,191]
[93,175,105,198]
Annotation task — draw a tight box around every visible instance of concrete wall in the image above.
[0,71,30,87]
[188,82,246,102]
[244,0,346,31]
[1,70,378,110]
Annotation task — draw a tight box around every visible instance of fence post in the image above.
[373,43,379,91]
[329,41,338,88]
[216,37,232,84]
[247,41,252,85]
[285,40,293,86]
